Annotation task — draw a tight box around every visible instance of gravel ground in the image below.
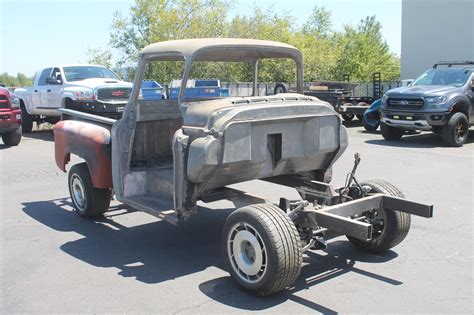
[1,123,472,314]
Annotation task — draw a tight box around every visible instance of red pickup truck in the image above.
[0,87,22,146]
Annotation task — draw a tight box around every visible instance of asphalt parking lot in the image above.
[1,123,472,313]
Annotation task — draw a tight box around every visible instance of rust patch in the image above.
[54,120,112,189]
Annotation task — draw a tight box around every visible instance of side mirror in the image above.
[46,76,61,85]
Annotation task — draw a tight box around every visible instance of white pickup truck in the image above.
[14,64,132,132]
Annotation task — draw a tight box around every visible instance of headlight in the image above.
[75,90,94,100]
[10,96,20,109]
[381,94,388,104]
[425,96,446,106]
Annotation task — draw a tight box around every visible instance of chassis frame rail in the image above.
[309,193,433,241]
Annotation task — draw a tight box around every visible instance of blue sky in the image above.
[1,0,401,76]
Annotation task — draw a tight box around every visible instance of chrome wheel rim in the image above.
[70,174,86,211]
[227,223,267,284]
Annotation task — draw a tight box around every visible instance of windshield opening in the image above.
[412,69,471,87]
[64,66,119,82]
[136,58,298,104]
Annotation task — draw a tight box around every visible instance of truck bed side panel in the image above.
[54,120,113,189]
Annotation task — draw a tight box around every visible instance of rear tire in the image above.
[1,128,22,146]
[222,204,302,295]
[21,107,33,133]
[274,83,287,94]
[347,180,411,254]
[341,113,354,121]
[442,112,469,147]
[68,162,111,218]
[381,123,404,140]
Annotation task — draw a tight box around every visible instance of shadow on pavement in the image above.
[0,143,15,150]
[22,129,54,142]
[23,197,401,312]
[199,242,399,312]
[342,120,363,128]
[365,130,473,148]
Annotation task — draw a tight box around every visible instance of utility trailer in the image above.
[303,73,383,122]
[54,38,433,296]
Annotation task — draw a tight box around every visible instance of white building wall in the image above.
[401,0,474,80]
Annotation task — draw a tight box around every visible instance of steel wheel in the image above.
[454,121,468,143]
[227,222,267,284]
[68,163,111,218]
[362,207,387,240]
[347,180,411,253]
[222,204,302,295]
[70,173,87,212]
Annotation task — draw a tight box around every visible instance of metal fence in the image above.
[222,81,405,98]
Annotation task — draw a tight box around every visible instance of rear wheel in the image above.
[274,83,286,94]
[21,106,33,133]
[381,122,404,140]
[442,112,469,147]
[341,113,354,121]
[347,180,411,253]
[222,204,302,295]
[68,162,111,218]
[1,128,22,146]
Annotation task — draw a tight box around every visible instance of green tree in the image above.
[104,2,400,84]
[302,6,332,37]
[333,16,400,82]
[0,72,33,87]
[87,47,114,68]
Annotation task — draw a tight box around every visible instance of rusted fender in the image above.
[54,120,113,189]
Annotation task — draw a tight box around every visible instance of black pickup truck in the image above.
[380,61,474,147]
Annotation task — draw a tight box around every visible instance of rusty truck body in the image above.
[54,38,433,295]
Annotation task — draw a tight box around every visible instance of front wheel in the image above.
[21,107,33,133]
[347,180,411,253]
[442,112,469,147]
[363,115,379,132]
[222,204,302,295]
[381,123,404,140]
[68,163,111,218]
[2,128,22,146]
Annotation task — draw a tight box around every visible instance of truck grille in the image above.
[0,95,9,109]
[387,98,424,110]
[96,87,131,103]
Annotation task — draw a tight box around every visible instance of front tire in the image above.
[363,116,379,132]
[442,112,469,147]
[222,204,302,295]
[68,163,111,218]
[21,107,33,133]
[347,180,411,254]
[381,122,404,140]
[2,128,22,146]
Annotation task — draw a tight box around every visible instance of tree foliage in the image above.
[87,47,114,68]
[0,72,34,87]
[92,0,400,83]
